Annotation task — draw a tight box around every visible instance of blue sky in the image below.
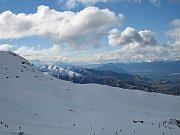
[0,0,180,64]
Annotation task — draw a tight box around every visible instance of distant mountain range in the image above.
[39,61,180,95]
[39,65,151,90]
[100,61,180,74]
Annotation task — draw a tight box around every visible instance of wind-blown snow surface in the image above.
[0,51,180,135]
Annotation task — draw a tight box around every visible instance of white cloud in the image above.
[2,40,179,64]
[65,0,78,9]
[0,44,15,51]
[58,0,165,9]
[1,20,178,64]
[165,19,180,59]
[0,5,124,48]
[1,13,179,64]
[104,23,180,63]
[92,43,180,63]
[59,0,112,9]
[108,27,157,47]
[13,45,102,64]
[59,0,180,9]
[14,44,66,63]
[166,19,180,40]
[62,0,114,9]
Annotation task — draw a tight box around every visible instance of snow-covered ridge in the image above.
[0,51,180,135]
[40,65,81,78]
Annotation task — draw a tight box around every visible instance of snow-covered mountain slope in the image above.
[0,51,180,135]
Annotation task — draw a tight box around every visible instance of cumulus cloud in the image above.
[0,5,123,48]
[108,27,157,47]
[106,19,179,62]
[105,22,180,63]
